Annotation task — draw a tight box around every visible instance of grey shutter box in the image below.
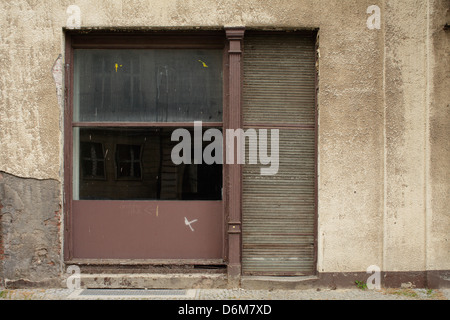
[242,32,317,275]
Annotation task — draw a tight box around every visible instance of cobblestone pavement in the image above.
[0,287,449,300]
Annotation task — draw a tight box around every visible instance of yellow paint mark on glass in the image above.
[198,60,208,68]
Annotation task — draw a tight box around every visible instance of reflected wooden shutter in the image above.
[242,32,317,275]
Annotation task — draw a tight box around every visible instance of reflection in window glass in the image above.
[73,128,222,201]
[80,142,106,179]
[116,144,142,180]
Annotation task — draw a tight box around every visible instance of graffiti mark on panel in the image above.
[184,217,198,232]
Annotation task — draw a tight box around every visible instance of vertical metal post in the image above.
[225,27,245,282]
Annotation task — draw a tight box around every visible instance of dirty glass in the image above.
[73,49,223,122]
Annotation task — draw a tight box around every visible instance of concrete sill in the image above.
[241,275,319,290]
[73,273,228,289]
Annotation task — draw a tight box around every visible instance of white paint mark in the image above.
[184,217,198,232]
[66,5,81,29]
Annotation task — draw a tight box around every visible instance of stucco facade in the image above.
[0,0,449,288]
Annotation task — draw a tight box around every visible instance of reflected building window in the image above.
[116,144,142,180]
[80,142,106,180]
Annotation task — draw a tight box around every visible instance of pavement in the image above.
[0,287,449,300]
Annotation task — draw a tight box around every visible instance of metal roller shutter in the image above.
[242,32,317,275]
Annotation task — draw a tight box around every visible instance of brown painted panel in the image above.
[72,200,223,260]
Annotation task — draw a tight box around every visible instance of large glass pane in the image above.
[74,49,223,122]
[73,127,223,200]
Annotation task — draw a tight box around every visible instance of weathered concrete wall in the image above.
[383,0,450,278]
[0,1,64,181]
[314,3,385,274]
[0,172,61,287]
[0,0,448,287]
[383,0,429,273]
[429,0,450,272]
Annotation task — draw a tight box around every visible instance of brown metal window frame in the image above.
[63,28,317,277]
[63,30,231,265]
